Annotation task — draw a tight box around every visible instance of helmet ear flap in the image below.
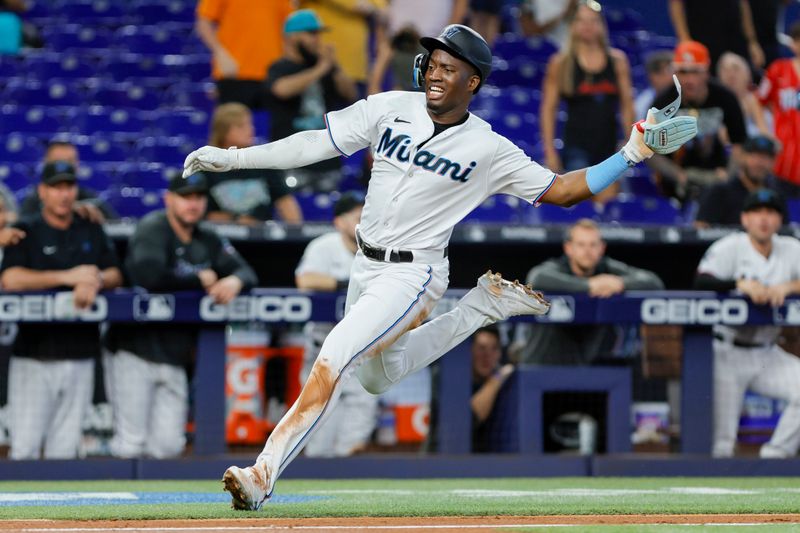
[412,53,429,89]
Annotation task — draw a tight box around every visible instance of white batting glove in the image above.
[182,146,240,178]
[620,109,656,165]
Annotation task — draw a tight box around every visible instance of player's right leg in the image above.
[8,357,53,460]
[222,256,448,510]
[750,344,800,458]
[108,350,155,458]
[357,270,550,394]
[711,342,751,457]
[146,361,188,459]
[44,359,94,459]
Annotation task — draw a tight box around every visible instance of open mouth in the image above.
[427,84,445,101]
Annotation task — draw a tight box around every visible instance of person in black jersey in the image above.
[0,161,123,460]
[540,0,634,204]
[104,172,258,459]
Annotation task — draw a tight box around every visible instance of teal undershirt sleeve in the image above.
[585,152,631,195]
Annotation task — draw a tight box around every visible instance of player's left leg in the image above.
[357,271,549,394]
[146,361,188,459]
[43,359,94,459]
[750,344,800,458]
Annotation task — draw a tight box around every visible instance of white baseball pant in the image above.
[713,340,800,458]
[256,252,499,489]
[8,357,94,459]
[108,350,188,459]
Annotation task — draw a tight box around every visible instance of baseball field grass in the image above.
[0,477,800,531]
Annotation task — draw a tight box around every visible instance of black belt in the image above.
[713,333,773,349]
[356,231,447,263]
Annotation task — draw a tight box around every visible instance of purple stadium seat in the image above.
[103,186,164,219]
[527,201,601,224]
[115,25,185,55]
[154,109,210,138]
[58,0,127,22]
[4,80,84,107]
[605,8,645,33]
[789,199,800,224]
[135,137,198,167]
[0,164,35,193]
[131,1,195,23]
[0,106,64,134]
[70,136,131,162]
[475,109,536,146]
[0,134,45,164]
[106,54,171,82]
[492,34,558,62]
[296,192,334,221]
[93,82,162,111]
[603,195,683,225]
[75,165,115,193]
[47,26,112,50]
[126,166,172,189]
[27,54,97,79]
[489,58,544,88]
[463,196,520,223]
[74,106,148,135]
[166,83,216,111]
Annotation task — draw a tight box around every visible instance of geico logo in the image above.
[0,294,107,321]
[641,298,748,325]
[227,357,260,395]
[200,295,312,322]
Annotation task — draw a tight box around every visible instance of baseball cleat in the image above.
[477,270,550,318]
[222,463,271,511]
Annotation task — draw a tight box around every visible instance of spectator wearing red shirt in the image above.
[757,21,800,199]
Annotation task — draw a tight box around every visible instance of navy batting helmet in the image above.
[413,24,492,94]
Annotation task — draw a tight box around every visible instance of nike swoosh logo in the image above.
[394,117,411,124]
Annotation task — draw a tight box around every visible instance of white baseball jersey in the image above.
[697,232,800,344]
[325,91,556,250]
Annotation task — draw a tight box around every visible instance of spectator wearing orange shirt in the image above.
[196,0,293,109]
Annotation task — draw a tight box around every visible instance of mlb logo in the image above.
[133,294,175,321]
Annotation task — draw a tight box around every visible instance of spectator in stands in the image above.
[196,0,292,109]
[470,326,512,453]
[299,0,387,86]
[514,219,664,365]
[367,0,467,94]
[747,0,790,69]
[648,41,747,203]
[635,51,674,121]
[20,140,116,223]
[206,103,303,224]
[295,192,377,457]
[695,188,800,458]
[468,0,502,47]
[105,172,257,459]
[267,9,358,192]
[540,0,634,204]
[695,135,785,227]
[668,0,764,72]
[0,0,43,51]
[0,161,123,460]
[367,26,424,95]
[717,52,772,138]
[518,0,577,49]
[757,21,800,199]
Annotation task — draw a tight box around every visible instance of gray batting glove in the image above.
[183,146,239,178]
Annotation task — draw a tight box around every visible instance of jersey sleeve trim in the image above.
[532,173,558,206]
[324,113,350,158]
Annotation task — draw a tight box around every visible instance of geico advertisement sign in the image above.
[0,293,107,321]
[200,295,312,322]
[641,298,748,325]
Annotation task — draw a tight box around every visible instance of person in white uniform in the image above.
[184,24,696,510]
[695,188,800,458]
[295,192,379,457]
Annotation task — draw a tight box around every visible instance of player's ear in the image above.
[467,74,480,93]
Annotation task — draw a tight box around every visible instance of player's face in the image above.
[471,331,501,380]
[38,181,77,219]
[425,49,480,116]
[675,67,708,103]
[333,206,363,242]
[45,145,79,167]
[741,207,782,243]
[166,191,207,226]
[224,118,255,149]
[742,152,775,184]
[564,227,605,273]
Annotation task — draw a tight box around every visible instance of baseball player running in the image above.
[695,189,800,458]
[184,24,696,510]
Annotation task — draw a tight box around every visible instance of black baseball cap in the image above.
[742,188,785,214]
[743,135,777,156]
[169,172,208,195]
[41,161,77,185]
[333,191,364,217]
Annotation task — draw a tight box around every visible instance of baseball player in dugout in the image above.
[184,23,698,510]
[295,192,379,457]
[694,189,800,459]
[0,162,123,460]
[104,172,257,459]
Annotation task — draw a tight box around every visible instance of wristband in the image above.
[585,152,629,195]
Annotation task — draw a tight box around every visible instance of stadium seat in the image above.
[0,134,45,164]
[58,0,127,21]
[136,137,199,167]
[489,58,544,88]
[166,83,217,111]
[0,164,34,193]
[476,109,537,145]
[126,165,172,189]
[492,34,558,62]
[788,199,800,224]
[527,201,601,224]
[70,136,131,162]
[162,54,212,82]
[0,106,64,135]
[295,192,335,221]
[605,8,645,33]
[154,109,210,138]
[115,25,186,55]
[103,186,164,219]
[75,165,115,192]
[131,1,195,23]
[26,54,97,80]
[463,196,520,223]
[46,26,112,51]
[603,195,683,225]
[4,80,84,107]
[93,82,162,111]
[106,54,172,82]
[74,106,148,136]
